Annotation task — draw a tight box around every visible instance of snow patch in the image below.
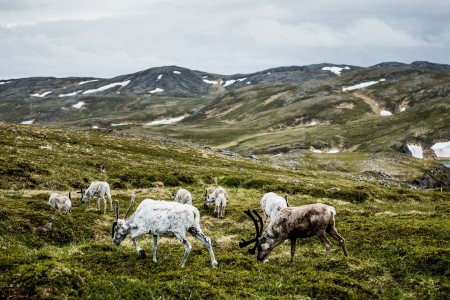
[327,149,340,154]
[92,126,99,130]
[146,115,186,126]
[72,101,85,109]
[173,71,181,74]
[21,120,34,125]
[79,79,99,85]
[407,144,423,159]
[222,78,246,87]
[157,74,163,80]
[310,148,322,153]
[307,121,317,126]
[59,91,82,97]
[203,79,219,85]
[380,110,393,116]
[82,80,130,94]
[322,66,350,75]
[149,88,164,94]
[342,79,385,91]
[111,123,128,127]
[0,81,11,85]
[431,141,450,158]
[223,80,236,87]
[31,91,52,97]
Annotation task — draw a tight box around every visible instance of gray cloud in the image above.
[1,0,449,79]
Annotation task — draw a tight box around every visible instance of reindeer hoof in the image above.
[138,250,147,259]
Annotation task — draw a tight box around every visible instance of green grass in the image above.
[0,123,449,299]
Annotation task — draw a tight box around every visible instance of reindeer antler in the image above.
[112,200,120,238]
[239,209,264,254]
[124,194,135,219]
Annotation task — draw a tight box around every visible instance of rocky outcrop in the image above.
[412,165,450,189]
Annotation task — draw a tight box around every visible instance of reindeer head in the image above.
[204,189,213,208]
[112,195,135,246]
[78,187,88,203]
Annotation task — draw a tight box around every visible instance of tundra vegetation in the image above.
[0,122,449,299]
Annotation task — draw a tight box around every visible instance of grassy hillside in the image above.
[123,70,450,155]
[2,64,449,156]
[1,123,449,299]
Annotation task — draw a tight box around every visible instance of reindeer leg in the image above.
[189,227,218,267]
[104,196,107,214]
[290,238,297,263]
[131,237,146,259]
[152,234,158,263]
[131,230,147,258]
[317,231,332,258]
[328,226,348,256]
[176,233,192,267]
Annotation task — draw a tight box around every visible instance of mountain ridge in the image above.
[2,61,448,99]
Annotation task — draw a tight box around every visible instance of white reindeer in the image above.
[204,186,228,218]
[214,193,227,218]
[260,192,289,224]
[112,197,218,267]
[172,188,193,205]
[48,192,72,213]
[240,203,348,262]
[80,181,112,214]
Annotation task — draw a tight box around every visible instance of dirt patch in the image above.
[336,102,355,109]
[264,91,289,105]
[353,93,381,115]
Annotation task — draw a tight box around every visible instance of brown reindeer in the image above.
[240,203,348,262]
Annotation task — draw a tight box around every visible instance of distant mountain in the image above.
[1,61,449,157]
[0,64,360,99]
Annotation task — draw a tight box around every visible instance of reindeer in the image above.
[79,181,112,213]
[204,186,228,218]
[112,196,218,267]
[260,192,289,224]
[239,203,348,262]
[48,192,72,213]
[172,188,193,205]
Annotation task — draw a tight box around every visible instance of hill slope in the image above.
[0,61,449,157]
[0,123,449,299]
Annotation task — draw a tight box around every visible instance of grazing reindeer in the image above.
[239,203,348,262]
[204,186,228,218]
[172,188,193,205]
[112,197,218,267]
[79,181,112,214]
[48,192,72,213]
[260,192,289,224]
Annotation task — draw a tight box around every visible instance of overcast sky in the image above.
[1,0,449,79]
